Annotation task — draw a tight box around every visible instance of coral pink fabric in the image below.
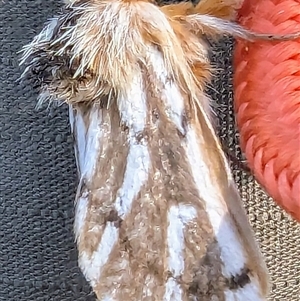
[234,0,300,221]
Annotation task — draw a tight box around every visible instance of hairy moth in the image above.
[20,0,299,299]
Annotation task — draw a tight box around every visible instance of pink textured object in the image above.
[234,0,300,221]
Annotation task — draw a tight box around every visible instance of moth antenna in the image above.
[174,14,300,41]
[160,0,300,42]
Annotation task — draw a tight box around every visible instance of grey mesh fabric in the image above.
[0,1,299,301]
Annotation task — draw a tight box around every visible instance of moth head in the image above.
[19,0,216,109]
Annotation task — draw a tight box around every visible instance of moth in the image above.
[19,0,300,300]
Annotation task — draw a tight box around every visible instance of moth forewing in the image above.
[69,61,269,301]
[20,0,270,300]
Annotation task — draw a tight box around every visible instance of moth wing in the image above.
[69,86,269,301]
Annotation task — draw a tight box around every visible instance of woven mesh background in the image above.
[0,1,299,300]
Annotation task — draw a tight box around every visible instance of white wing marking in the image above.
[115,69,150,217]
[82,108,102,179]
[74,192,89,243]
[185,127,247,277]
[80,222,119,287]
[117,71,147,133]
[115,142,150,218]
[164,205,197,301]
[147,48,187,134]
